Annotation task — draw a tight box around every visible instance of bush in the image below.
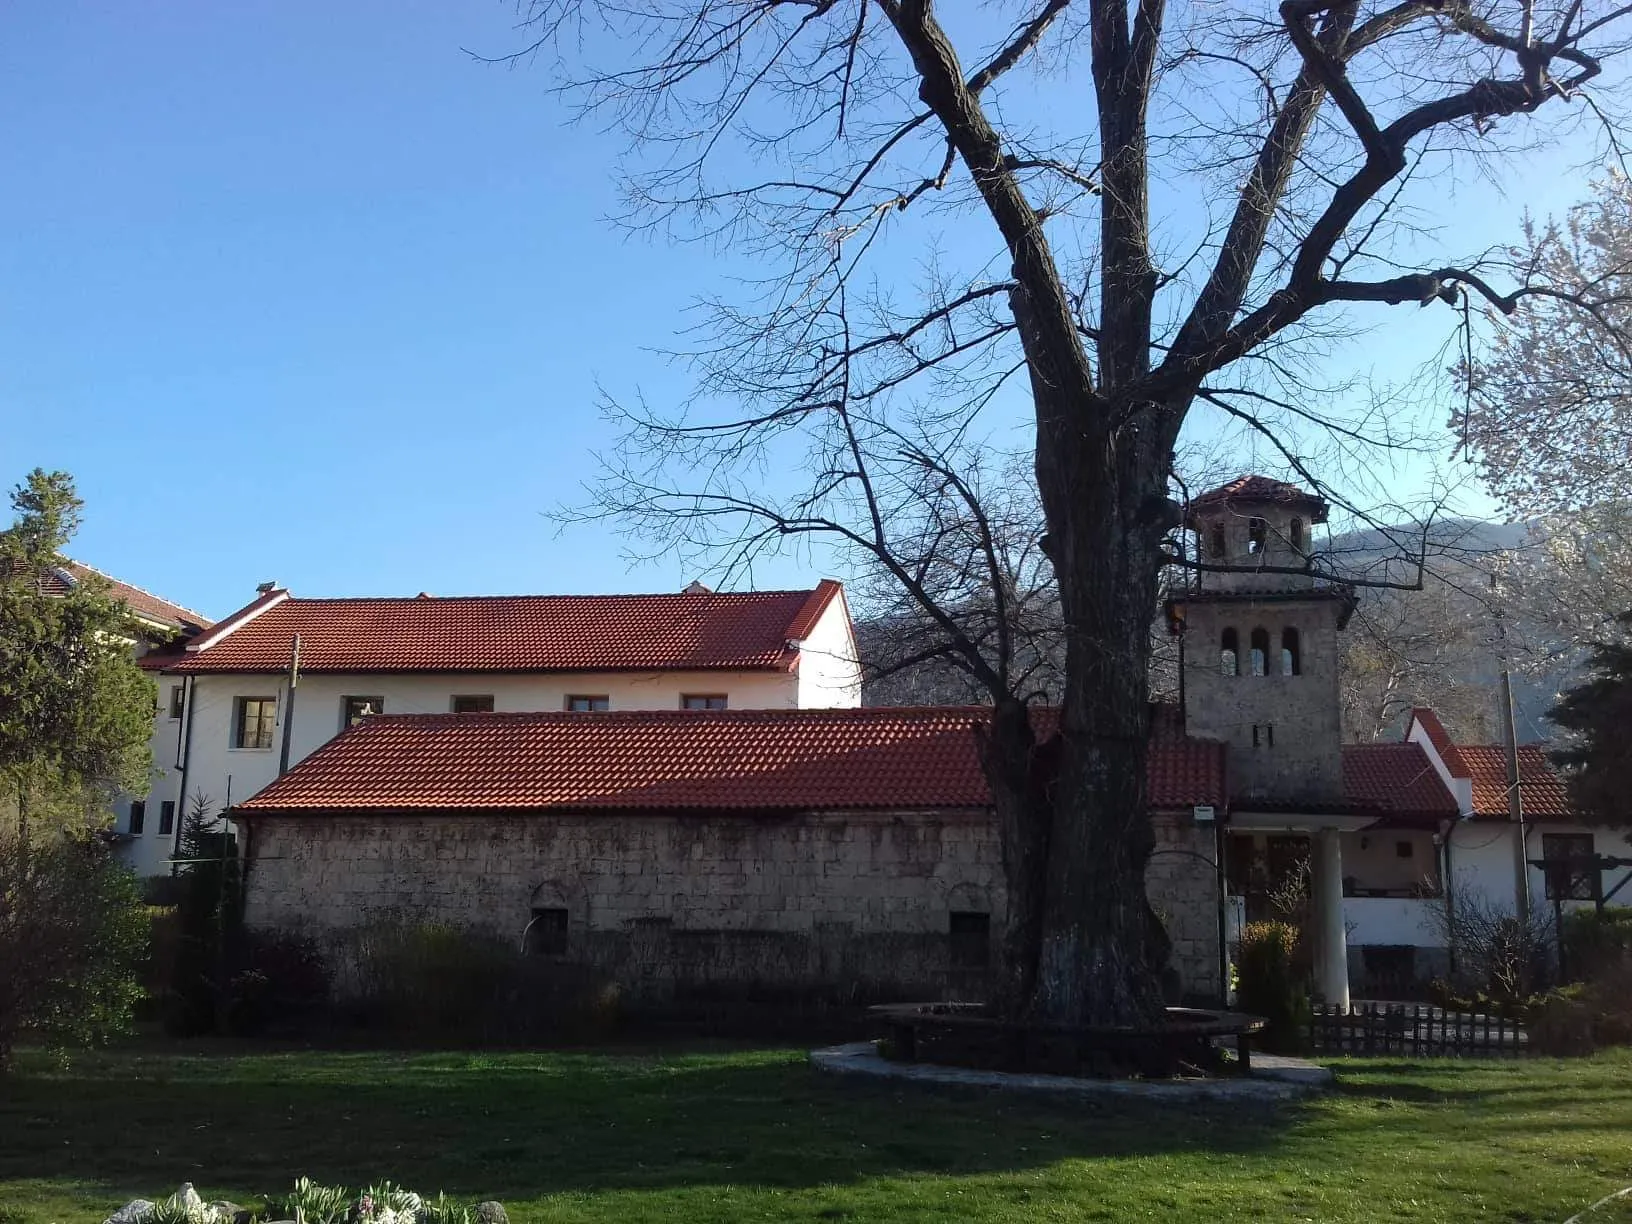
[0,838,148,1068]
[1561,906,1632,982]
[221,931,330,1036]
[346,922,515,1038]
[1235,920,1311,1054]
[1529,963,1632,1055]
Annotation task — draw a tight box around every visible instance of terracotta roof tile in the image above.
[8,560,211,632]
[1187,475,1329,524]
[174,584,842,674]
[1342,742,1459,829]
[235,706,1228,816]
[1456,744,1574,822]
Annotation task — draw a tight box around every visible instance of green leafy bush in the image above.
[1529,963,1632,1055]
[1235,920,1310,1054]
[1561,906,1632,982]
[0,838,147,1069]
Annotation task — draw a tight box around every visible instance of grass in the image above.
[1,1042,1630,1224]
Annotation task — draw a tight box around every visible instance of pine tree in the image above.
[0,468,155,844]
[1549,614,1632,828]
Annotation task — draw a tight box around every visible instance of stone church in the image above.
[232,478,1517,1006]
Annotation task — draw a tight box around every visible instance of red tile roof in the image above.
[1456,745,1574,822]
[174,580,844,674]
[235,706,1228,816]
[1187,475,1329,524]
[13,560,212,633]
[1341,743,1459,829]
[1406,708,1574,822]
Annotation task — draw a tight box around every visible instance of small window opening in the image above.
[452,694,495,713]
[681,694,728,710]
[565,695,610,712]
[1289,517,1306,551]
[1209,523,1227,560]
[168,685,185,719]
[1396,840,1414,859]
[342,696,383,729]
[128,799,146,835]
[1249,627,1269,676]
[1252,723,1275,748]
[1248,517,1268,555]
[949,911,991,970]
[1281,627,1301,676]
[159,800,176,836]
[1220,628,1240,676]
[525,907,569,956]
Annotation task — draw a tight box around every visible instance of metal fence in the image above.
[1309,1002,1532,1057]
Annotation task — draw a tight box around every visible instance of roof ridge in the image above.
[278,587,827,604]
[352,705,995,724]
[64,559,214,625]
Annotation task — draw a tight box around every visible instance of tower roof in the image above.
[1186,476,1328,525]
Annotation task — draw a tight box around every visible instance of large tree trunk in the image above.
[1011,393,1179,1028]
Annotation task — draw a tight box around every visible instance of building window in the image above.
[1249,628,1269,676]
[128,800,145,836]
[1542,833,1598,901]
[233,697,277,749]
[159,800,176,836]
[1289,517,1306,552]
[1281,627,1301,676]
[525,907,569,956]
[1220,628,1240,676]
[341,696,383,729]
[168,685,185,719]
[451,694,495,713]
[949,911,990,970]
[1209,522,1227,560]
[681,695,728,710]
[1396,840,1414,859]
[1248,517,1268,555]
[1252,723,1275,748]
[565,695,610,712]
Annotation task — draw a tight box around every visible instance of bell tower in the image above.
[1167,476,1353,804]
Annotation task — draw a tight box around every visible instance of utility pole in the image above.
[277,633,301,777]
[1502,670,1530,924]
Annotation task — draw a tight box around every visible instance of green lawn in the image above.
[2,1043,1630,1224]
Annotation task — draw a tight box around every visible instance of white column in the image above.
[1313,827,1350,1009]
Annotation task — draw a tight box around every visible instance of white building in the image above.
[24,561,216,876]
[136,580,860,875]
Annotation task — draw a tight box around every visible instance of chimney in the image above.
[683,580,713,595]
[256,581,278,595]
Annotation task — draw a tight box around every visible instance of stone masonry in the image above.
[244,807,1224,1003]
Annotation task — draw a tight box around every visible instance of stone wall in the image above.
[1145,815,1224,1000]
[242,808,1223,1004]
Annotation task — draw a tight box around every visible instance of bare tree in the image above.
[510,0,1632,1026]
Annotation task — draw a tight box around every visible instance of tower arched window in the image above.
[1209,522,1227,560]
[1248,518,1268,555]
[1220,628,1239,676]
[1281,627,1301,676]
[1249,628,1269,676]
[1289,517,1305,552]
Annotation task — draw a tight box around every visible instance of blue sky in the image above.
[0,2,1611,622]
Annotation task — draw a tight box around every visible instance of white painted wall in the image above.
[796,595,862,709]
[1344,897,1444,947]
[1450,820,1632,918]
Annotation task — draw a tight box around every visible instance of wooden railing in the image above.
[1309,1002,1531,1057]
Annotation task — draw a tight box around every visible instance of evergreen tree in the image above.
[0,468,154,843]
[1549,614,1632,828]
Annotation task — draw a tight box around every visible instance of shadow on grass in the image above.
[0,1042,1313,1205]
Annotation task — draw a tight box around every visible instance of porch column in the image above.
[1312,827,1350,1009]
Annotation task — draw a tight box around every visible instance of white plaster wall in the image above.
[1450,820,1632,917]
[795,596,862,708]
[1343,829,1439,894]
[1405,720,1473,812]
[116,678,188,876]
[1343,897,1444,947]
[179,666,802,813]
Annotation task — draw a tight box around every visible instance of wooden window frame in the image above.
[681,694,728,711]
[340,696,384,731]
[233,697,277,750]
[167,684,185,720]
[565,695,610,712]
